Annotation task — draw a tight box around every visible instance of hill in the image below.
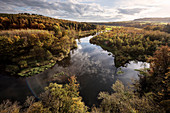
[90,18,170,33]
[133,17,170,23]
[0,13,96,31]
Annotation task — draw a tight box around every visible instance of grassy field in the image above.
[105,26,122,30]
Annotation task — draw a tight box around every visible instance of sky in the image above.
[0,0,170,22]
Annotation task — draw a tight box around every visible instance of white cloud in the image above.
[0,0,169,22]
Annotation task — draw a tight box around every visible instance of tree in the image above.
[95,80,163,113]
[40,76,88,113]
[0,100,21,113]
[163,24,170,33]
[136,46,170,112]
[0,76,88,113]
[101,25,106,30]
[38,23,45,29]
[149,46,170,107]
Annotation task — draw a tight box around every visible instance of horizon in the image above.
[0,0,170,22]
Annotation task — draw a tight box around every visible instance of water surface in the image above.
[0,35,149,106]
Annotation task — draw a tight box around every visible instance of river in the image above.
[0,34,149,107]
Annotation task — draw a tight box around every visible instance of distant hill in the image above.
[89,21,155,28]
[133,17,170,23]
[90,17,170,27]
[90,18,170,33]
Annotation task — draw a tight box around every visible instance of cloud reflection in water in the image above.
[25,35,149,106]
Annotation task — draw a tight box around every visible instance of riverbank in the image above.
[0,29,77,76]
[90,27,170,67]
[0,34,150,107]
[77,30,97,38]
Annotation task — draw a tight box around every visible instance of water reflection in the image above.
[0,35,149,107]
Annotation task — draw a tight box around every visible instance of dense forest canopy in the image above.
[0,13,97,76]
[90,27,170,67]
[0,29,77,76]
[0,12,169,113]
[90,26,170,112]
[0,13,96,31]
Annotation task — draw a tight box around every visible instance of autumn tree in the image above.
[136,46,170,112]
[93,80,164,113]
[38,23,45,29]
[0,76,88,113]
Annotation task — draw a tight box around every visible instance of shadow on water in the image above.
[0,34,149,107]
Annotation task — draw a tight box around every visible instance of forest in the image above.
[0,13,97,76]
[0,13,169,113]
[90,27,170,67]
[89,26,169,112]
[0,13,96,31]
[0,46,169,112]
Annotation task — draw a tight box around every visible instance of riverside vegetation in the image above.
[90,27,170,67]
[0,13,169,112]
[0,46,169,112]
[0,13,97,76]
[89,26,170,112]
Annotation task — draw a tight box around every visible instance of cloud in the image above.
[0,0,169,22]
[118,8,145,15]
[0,0,120,22]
